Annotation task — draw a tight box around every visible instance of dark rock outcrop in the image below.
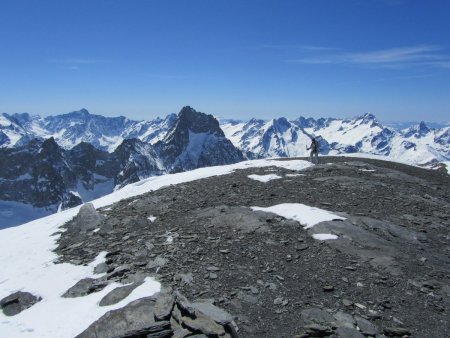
[76,292,238,338]
[0,291,42,316]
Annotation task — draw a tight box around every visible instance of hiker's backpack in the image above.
[314,139,320,152]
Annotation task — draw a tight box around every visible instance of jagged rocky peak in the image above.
[271,117,291,132]
[176,106,225,136]
[157,106,244,172]
[67,108,91,119]
[358,112,382,128]
[40,137,63,159]
[404,121,431,138]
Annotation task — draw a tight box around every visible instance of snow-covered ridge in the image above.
[1,109,448,166]
[0,110,176,152]
[220,113,449,165]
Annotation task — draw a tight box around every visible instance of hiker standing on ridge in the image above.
[307,137,319,164]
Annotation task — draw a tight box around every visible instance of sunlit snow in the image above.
[248,174,282,182]
[312,233,339,240]
[251,203,345,229]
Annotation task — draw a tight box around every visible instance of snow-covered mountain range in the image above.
[0,106,448,228]
[0,109,176,152]
[220,113,449,165]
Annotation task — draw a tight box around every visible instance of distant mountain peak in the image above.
[175,106,224,136]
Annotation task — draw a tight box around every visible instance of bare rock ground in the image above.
[55,157,450,337]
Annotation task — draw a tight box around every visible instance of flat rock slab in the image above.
[63,277,108,298]
[76,297,162,338]
[0,291,42,316]
[99,281,143,306]
[154,291,175,321]
[192,302,233,325]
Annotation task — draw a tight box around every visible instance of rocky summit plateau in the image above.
[1,156,448,337]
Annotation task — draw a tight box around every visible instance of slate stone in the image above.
[301,308,334,326]
[172,328,192,338]
[305,323,333,336]
[0,291,42,316]
[335,326,365,338]
[154,291,175,320]
[383,327,411,336]
[75,297,160,338]
[99,281,143,306]
[181,312,226,336]
[62,278,107,298]
[333,311,355,329]
[355,316,379,336]
[192,301,233,325]
[175,291,196,317]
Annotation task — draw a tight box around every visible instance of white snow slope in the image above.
[0,158,316,338]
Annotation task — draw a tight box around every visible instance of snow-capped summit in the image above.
[403,121,431,138]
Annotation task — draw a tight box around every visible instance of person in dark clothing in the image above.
[307,137,319,164]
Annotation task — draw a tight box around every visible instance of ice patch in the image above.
[248,174,282,183]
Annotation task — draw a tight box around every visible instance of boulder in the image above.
[0,291,41,316]
[71,203,105,232]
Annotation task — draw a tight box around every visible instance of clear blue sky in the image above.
[1,0,449,122]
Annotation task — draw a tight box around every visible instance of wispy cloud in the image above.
[63,58,110,64]
[51,58,111,70]
[287,45,450,69]
[255,44,342,52]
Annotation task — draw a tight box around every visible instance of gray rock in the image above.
[383,327,411,336]
[94,262,109,274]
[172,328,192,338]
[154,291,175,320]
[71,203,105,232]
[0,291,42,316]
[174,273,194,285]
[335,326,365,338]
[75,297,161,338]
[107,264,131,279]
[305,323,333,336]
[192,301,233,325]
[99,282,143,306]
[333,311,355,329]
[301,308,334,326]
[175,291,196,317]
[181,312,226,336]
[355,316,379,336]
[147,256,168,270]
[62,278,107,298]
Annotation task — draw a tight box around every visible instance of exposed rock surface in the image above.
[0,291,42,316]
[56,157,450,337]
[76,292,237,338]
